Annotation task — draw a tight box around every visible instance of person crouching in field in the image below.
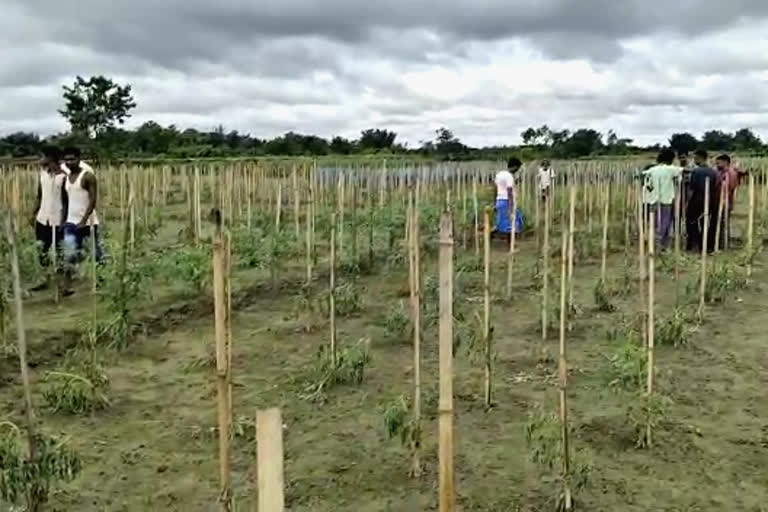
[643,148,682,250]
[61,147,103,296]
[492,158,522,240]
[29,145,68,291]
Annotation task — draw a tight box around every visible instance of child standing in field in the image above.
[644,148,682,250]
[493,158,522,239]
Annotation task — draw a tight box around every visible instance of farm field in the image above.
[1,158,768,512]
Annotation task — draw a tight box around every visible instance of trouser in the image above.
[655,204,674,249]
[495,199,511,234]
[686,209,718,253]
[62,223,104,268]
[35,222,61,267]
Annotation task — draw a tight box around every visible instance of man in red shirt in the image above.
[715,154,739,247]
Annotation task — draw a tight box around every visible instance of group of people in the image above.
[492,150,745,253]
[30,145,102,296]
[643,149,744,253]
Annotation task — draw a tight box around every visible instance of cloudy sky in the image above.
[3,1,768,147]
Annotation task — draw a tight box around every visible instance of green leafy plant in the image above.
[603,335,646,393]
[524,407,592,511]
[382,300,411,343]
[158,245,212,295]
[301,339,372,402]
[656,308,690,347]
[382,395,421,446]
[42,370,110,415]
[98,238,155,349]
[0,423,82,511]
[625,392,672,449]
[705,260,749,304]
[594,279,617,312]
[333,283,364,317]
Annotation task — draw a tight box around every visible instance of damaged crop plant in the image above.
[0,151,765,511]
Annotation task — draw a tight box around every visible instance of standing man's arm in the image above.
[78,173,98,227]
[60,184,69,226]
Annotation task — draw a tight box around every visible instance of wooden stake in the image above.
[542,196,550,342]
[256,408,285,512]
[472,177,480,256]
[559,208,572,510]
[506,195,516,301]
[293,165,301,239]
[438,211,455,512]
[714,185,725,253]
[567,186,576,332]
[674,181,682,303]
[747,174,756,278]
[483,207,492,407]
[646,209,655,448]
[408,195,422,477]
[600,185,610,282]
[213,227,231,511]
[330,213,337,366]
[698,179,711,320]
[4,212,37,462]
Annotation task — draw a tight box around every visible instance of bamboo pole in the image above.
[567,186,576,332]
[506,193,517,300]
[674,181,682,304]
[714,185,725,254]
[408,195,422,477]
[438,211,455,512]
[4,212,38,468]
[646,210,655,448]
[275,182,282,231]
[51,225,59,304]
[472,177,480,256]
[542,195,550,342]
[747,174,756,278]
[600,184,610,282]
[293,165,300,239]
[330,213,337,366]
[305,197,313,285]
[559,206,572,510]
[698,179,711,320]
[213,226,231,511]
[483,207,492,407]
[637,187,647,344]
[256,408,285,512]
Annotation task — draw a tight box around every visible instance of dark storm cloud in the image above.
[13,0,768,75]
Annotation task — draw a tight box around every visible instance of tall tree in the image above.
[701,130,734,152]
[668,132,699,155]
[732,128,763,151]
[359,129,397,151]
[59,75,137,138]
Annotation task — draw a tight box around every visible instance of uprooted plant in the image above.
[301,339,372,402]
[656,307,691,347]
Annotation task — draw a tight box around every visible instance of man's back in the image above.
[688,165,719,212]
[646,164,681,204]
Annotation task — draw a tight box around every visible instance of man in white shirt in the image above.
[538,160,556,201]
[493,157,522,238]
[29,145,67,291]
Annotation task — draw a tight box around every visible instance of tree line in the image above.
[2,75,766,161]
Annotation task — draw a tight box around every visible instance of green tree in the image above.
[359,129,397,151]
[330,136,354,154]
[732,128,763,151]
[668,132,699,155]
[59,75,137,138]
[701,130,734,151]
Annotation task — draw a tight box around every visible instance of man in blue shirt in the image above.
[686,150,720,253]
